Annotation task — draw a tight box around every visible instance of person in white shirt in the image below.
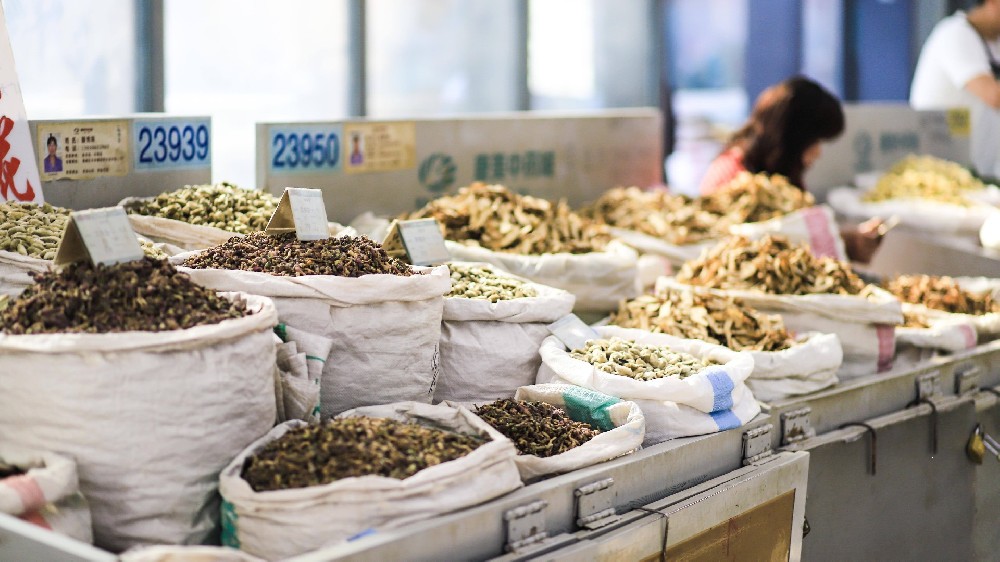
[910,0,1000,178]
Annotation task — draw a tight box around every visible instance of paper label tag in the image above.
[36,120,129,181]
[54,207,144,266]
[265,187,330,241]
[133,118,211,171]
[381,219,450,266]
[547,314,601,351]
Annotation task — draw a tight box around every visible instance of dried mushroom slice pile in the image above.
[407,183,611,254]
[570,337,714,381]
[677,234,866,296]
[126,182,279,234]
[581,173,813,246]
[447,264,537,301]
[0,202,70,259]
[884,274,999,316]
[241,418,487,492]
[902,310,930,329]
[475,399,600,457]
[182,232,412,277]
[862,155,985,206]
[0,258,249,334]
[610,286,793,352]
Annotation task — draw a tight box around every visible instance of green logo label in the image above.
[419,153,457,193]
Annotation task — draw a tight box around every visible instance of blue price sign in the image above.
[268,124,343,173]
[133,118,211,171]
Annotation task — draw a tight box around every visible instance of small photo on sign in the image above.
[348,131,365,166]
[40,132,64,177]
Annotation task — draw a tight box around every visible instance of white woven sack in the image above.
[503,384,644,480]
[609,227,715,267]
[445,240,640,313]
[948,276,1000,337]
[0,445,92,544]
[220,402,522,561]
[895,305,982,352]
[537,326,754,413]
[0,293,279,552]
[746,370,840,404]
[126,212,239,251]
[628,384,761,445]
[435,265,575,403]
[981,210,1000,250]
[174,259,451,417]
[0,250,47,297]
[827,186,999,234]
[739,333,841,402]
[659,278,901,379]
[729,205,847,260]
[120,546,264,562]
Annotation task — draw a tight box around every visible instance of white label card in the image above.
[67,207,144,266]
[397,219,451,266]
[547,314,601,351]
[288,188,329,240]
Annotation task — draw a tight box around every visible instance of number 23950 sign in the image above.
[268,125,342,173]
[133,118,211,170]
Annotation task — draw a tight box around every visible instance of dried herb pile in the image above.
[448,264,537,301]
[0,258,248,334]
[570,337,714,380]
[863,155,984,206]
[475,399,600,457]
[677,235,865,295]
[884,274,999,316]
[408,183,611,254]
[241,418,487,492]
[0,202,70,259]
[610,286,793,352]
[182,232,412,277]
[126,182,279,234]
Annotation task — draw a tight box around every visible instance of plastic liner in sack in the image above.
[273,323,334,422]
[895,306,979,353]
[729,205,847,260]
[175,256,451,417]
[434,265,575,403]
[537,325,759,446]
[0,250,48,297]
[608,227,715,268]
[472,384,644,481]
[219,402,522,561]
[742,332,843,403]
[444,239,640,314]
[658,277,902,380]
[0,293,279,552]
[0,445,92,544]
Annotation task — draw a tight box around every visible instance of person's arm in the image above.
[840,218,885,265]
[965,74,1000,109]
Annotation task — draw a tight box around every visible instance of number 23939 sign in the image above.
[134,118,211,171]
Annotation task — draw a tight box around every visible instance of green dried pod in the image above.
[475,399,600,457]
[447,264,537,302]
[126,182,279,234]
[0,202,70,259]
[0,258,249,334]
[183,232,412,277]
[241,417,487,492]
[569,337,714,381]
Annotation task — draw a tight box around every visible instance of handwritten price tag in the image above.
[55,207,144,266]
[381,219,450,266]
[547,314,601,351]
[265,187,330,241]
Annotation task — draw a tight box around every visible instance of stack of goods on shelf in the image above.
[220,402,521,560]
[537,328,758,445]
[0,258,278,551]
[433,263,575,404]
[610,284,842,402]
[177,232,451,417]
[407,183,639,313]
[672,234,902,378]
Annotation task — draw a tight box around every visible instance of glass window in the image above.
[165,1,350,187]
[4,0,135,118]
[367,0,519,117]
[529,0,655,110]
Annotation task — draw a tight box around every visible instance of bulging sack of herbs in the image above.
[894,308,978,354]
[885,274,1000,340]
[670,235,903,378]
[0,258,279,552]
[433,262,575,403]
[464,384,644,481]
[175,233,451,417]
[536,326,759,445]
[219,402,522,561]
[0,445,92,544]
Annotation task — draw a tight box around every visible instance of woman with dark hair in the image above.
[698,76,883,262]
[700,76,845,195]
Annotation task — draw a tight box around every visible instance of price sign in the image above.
[266,187,330,241]
[268,124,342,173]
[547,314,601,351]
[381,219,450,266]
[133,118,211,171]
[54,207,144,266]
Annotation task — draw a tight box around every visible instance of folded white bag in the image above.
[0,445,92,544]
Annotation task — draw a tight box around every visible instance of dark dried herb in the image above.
[0,257,249,334]
[182,232,413,277]
[0,460,26,479]
[475,399,600,457]
[241,417,488,492]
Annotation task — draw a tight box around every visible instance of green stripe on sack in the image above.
[221,499,240,548]
[273,323,289,342]
[562,386,621,432]
[305,355,326,363]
